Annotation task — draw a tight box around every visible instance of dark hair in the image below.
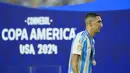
[85,13,100,19]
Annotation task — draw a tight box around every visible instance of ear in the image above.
[88,20,92,26]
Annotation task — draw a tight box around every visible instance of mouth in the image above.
[98,28,101,31]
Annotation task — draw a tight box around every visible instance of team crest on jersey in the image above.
[88,42,91,49]
[88,45,91,49]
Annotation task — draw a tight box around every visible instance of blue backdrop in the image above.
[0,2,130,73]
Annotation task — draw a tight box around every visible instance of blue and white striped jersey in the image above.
[68,30,95,73]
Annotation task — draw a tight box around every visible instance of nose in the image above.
[100,23,103,27]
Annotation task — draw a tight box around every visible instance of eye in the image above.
[98,20,102,23]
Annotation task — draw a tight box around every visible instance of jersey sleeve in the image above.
[71,33,85,55]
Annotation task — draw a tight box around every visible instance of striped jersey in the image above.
[68,30,95,73]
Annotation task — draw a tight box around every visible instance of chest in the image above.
[83,37,95,55]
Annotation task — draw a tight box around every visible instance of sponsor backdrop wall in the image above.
[0,1,130,73]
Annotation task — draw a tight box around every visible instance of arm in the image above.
[70,33,84,73]
[71,54,80,73]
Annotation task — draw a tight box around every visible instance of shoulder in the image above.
[74,31,86,43]
[75,31,86,39]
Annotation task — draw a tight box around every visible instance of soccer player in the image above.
[68,13,103,73]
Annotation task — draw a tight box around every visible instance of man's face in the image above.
[91,16,103,33]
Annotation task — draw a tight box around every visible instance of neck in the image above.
[86,26,95,39]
